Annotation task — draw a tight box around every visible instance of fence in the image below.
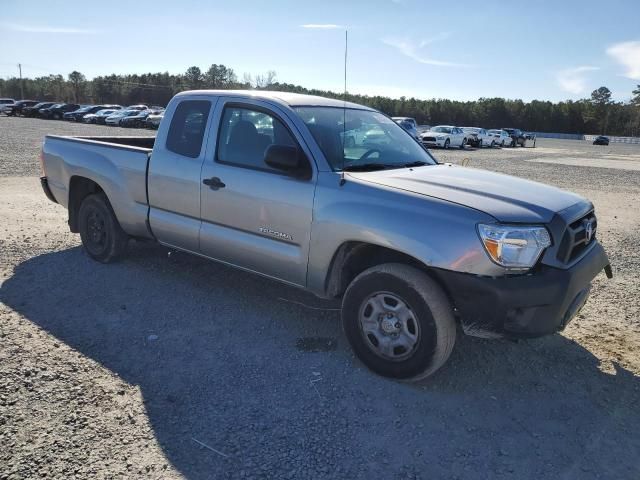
[530,132,640,144]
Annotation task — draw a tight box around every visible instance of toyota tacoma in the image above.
[39,90,611,381]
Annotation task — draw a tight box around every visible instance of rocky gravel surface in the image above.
[0,118,639,479]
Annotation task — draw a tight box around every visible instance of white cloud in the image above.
[0,23,98,34]
[606,40,640,80]
[300,24,342,29]
[382,35,470,67]
[556,66,599,94]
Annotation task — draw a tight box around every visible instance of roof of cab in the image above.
[176,89,374,110]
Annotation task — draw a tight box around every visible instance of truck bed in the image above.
[42,135,154,239]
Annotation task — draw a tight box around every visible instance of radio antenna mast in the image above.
[340,29,348,186]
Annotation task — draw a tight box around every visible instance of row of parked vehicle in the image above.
[0,98,165,129]
[392,117,534,149]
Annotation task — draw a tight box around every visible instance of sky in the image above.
[1,0,639,103]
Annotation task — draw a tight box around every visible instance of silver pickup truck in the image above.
[40,90,611,380]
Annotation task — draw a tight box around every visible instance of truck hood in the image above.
[348,164,587,223]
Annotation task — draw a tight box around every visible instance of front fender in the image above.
[306,172,504,296]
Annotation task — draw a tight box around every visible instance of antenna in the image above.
[340,29,348,186]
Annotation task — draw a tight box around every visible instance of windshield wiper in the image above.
[401,161,428,168]
[341,163,390,172]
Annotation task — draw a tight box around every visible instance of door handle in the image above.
[203,177,226,189]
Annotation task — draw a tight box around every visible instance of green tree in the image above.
[68,71,87,103]
[184,66,203,89]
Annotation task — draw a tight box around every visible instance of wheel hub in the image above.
[380,314,400,334]
[358,292,420,361]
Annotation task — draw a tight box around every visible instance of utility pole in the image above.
[18,63,24,99]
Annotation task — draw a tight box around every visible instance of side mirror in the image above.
[264,144,308,177]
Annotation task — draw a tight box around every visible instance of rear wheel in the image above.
[342,263,456,381]
[460,138,466,149]
[78,193,128,263]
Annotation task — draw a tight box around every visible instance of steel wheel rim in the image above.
[86,209,107,254]
[358,292,420,361]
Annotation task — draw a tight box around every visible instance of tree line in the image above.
[1,65,639,136]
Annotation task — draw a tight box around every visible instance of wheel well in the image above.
[325,242,434,299]
[68,176,104,233]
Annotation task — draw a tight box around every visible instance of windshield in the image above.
[431,126,452,133]
[294,107,436,171]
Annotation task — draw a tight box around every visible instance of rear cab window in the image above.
[166,100,212,158]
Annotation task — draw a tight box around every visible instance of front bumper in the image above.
[434,242,610,338]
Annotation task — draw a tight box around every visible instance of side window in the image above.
[166,100,211,158]
[217,106,297,172]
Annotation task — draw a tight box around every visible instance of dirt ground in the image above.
[1,116,639,479]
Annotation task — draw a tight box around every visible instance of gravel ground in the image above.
[1,117,639,479]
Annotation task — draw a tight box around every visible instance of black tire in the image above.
[501,140,505,147]
[444,139,450,149]
[478,139,483,148]
[490,140,495,148]
[342,263,456,381]
[460,138,466,149]
[78,193,128,263]
[53,112,61,120]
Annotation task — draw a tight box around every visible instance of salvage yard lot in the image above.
[1,116,639,479]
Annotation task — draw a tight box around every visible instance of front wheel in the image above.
[78,193,129,263]
[460,138,466,149]
[444,139,450,149]
[342,263,456,381]
[477,139,483,148]
[490,140,495,148]
[501,140,505,147]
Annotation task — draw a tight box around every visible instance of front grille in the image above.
[556,212,597,264]
[422,136,436,142]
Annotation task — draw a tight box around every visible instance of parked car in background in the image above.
[82,109,120,124]
[0,98,15,109]
[125,104,149,111]
[392,117,419,138]
[2,99,39,116]
[593,135,610,146]
[0,98,17,115]
[64,105,121,121]
[23,102,56,117]
[120,109,164,128]
[502,128,526,147]
[462,127,496,148]
[487,129,513,147]
[145,111,164,129]
[105,109,142,126]
[421,125,466,149]
[40,103,81,120]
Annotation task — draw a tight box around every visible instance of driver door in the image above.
[198,98,316,287]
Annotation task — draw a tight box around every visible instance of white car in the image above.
[0,98,15,115]
[421,125,466,149]
[487,129,513,147]
[462,127,497,148]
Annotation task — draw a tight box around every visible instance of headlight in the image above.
[478,224,551,270]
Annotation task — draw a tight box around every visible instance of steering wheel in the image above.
[359,149,381,161]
